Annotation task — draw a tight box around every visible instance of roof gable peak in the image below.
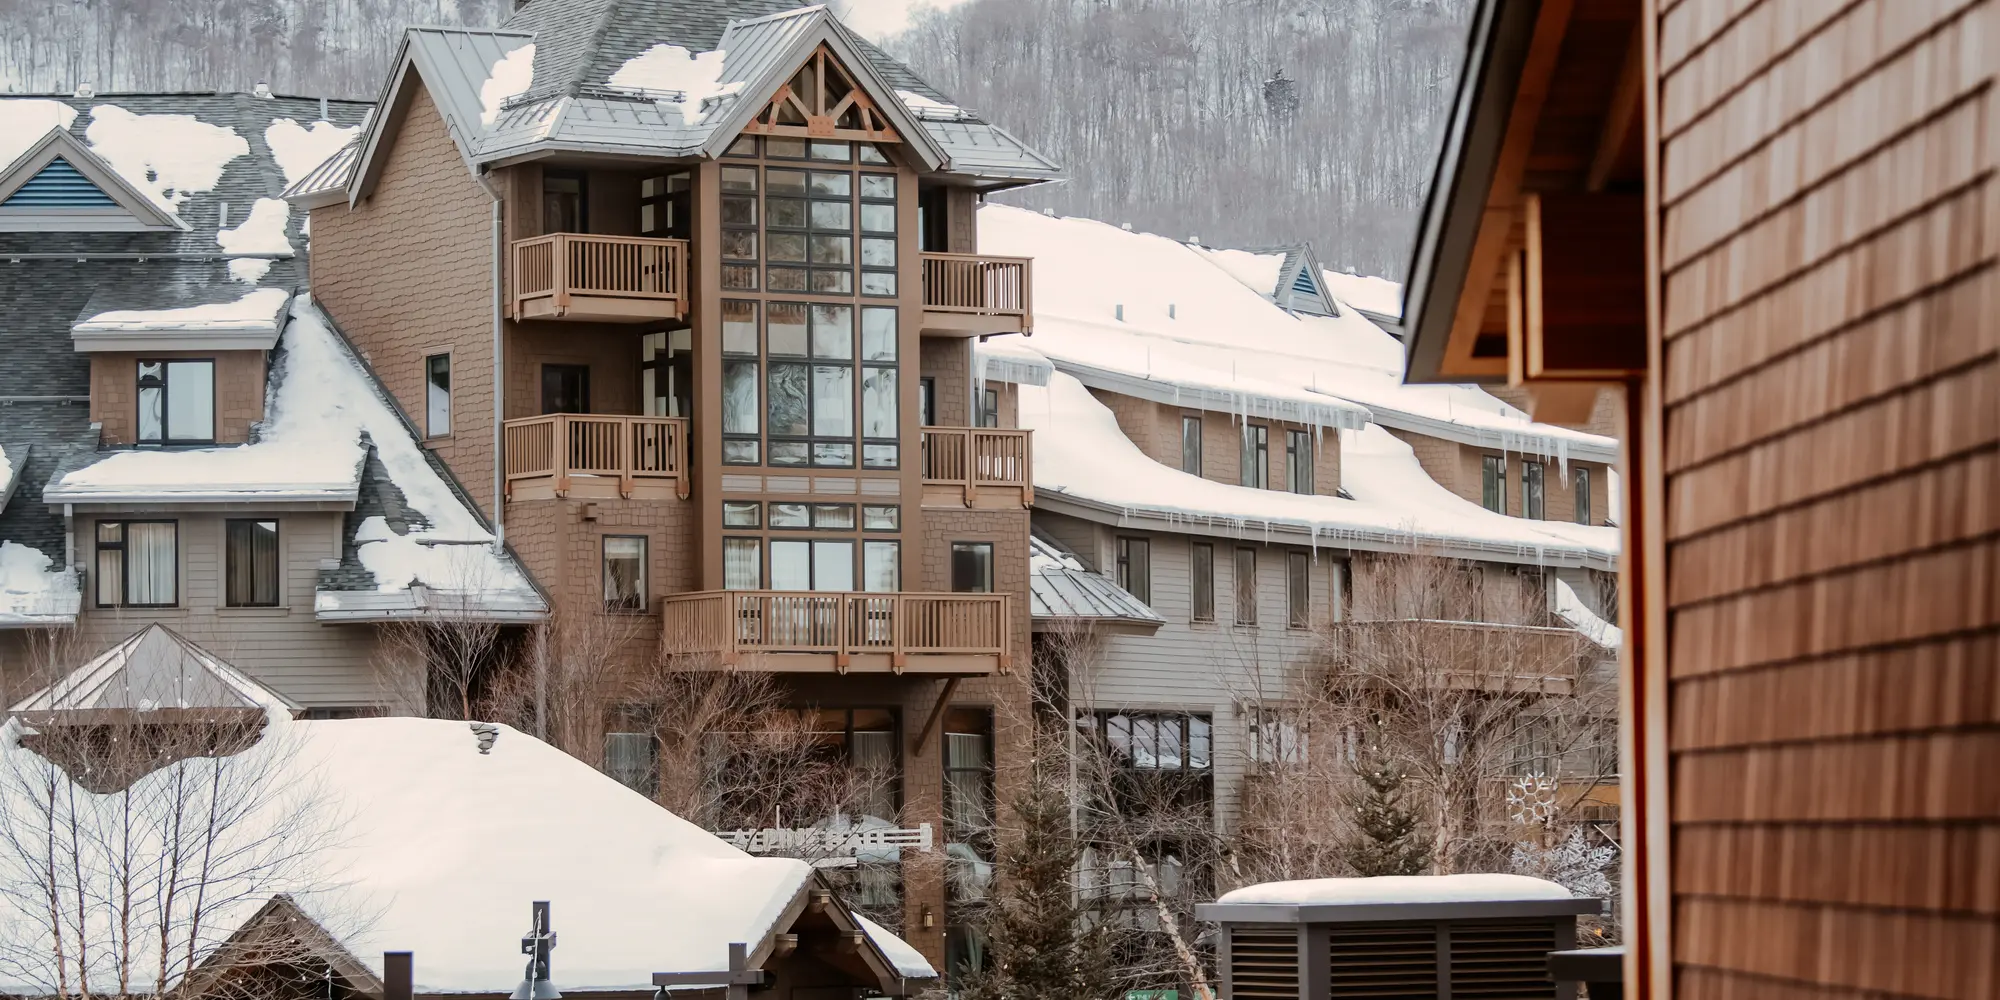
[0,127,187,232]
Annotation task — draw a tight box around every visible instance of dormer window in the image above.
[137,359,215,445]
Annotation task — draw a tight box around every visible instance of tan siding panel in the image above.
[1674,823,2000,916]
[1674,895,2000,998]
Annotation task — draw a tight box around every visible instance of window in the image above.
[1191,542,1214,622]
[770,538,854,591]
[720,165,759,290]
[1482,455,1507,513]
[1115,537,1151,605]
[809,707,902,818]
[1574,468,1593,525]
[1234,547,1257,625]
[541,364,588,415]
[95,520,177,607]
[603,730,658,797]
[943,707,994,846]
[863,540,900,592]
[1287,551,1310,628]
[136,360,215,444]
[721,300,760,464]
[1285,429,1313,494]
[1096,712,1212,772]
[858,171,897,297]
[1181,416,1203,475]
[919,377,935,426]
[603,536,647,611]
[723,537,762,589]
[420,354,452,437]
[224,519,279,607]
[1239,424,1268,489]
[977,387,999,428]
[542,171,586,232]
[765,167,855,295]
[1524,461,1545,519]
[859,306,899,468]
[951,542,993,593]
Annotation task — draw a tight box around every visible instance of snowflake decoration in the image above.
[1506,773,1559,826]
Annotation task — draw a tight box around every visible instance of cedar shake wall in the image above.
[1086,387,1343,495]
[919,337,971,426]
[91,350,265,445]
[309,84,497,517]
[503,496,698,661]
[1654,1,2000,997]
[506,322,643,418]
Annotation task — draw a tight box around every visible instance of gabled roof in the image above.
[346,27,536,205]
[9,622,300,713]
[0,127,185,231]
[1195,243,1341,318]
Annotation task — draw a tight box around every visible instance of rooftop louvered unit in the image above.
[1198,879,1602,1000]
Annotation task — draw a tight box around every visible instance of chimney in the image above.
[383,953,413,1000]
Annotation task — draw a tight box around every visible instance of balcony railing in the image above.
[512,234,689,323]
[920,252,1032,335]
[920,427,1032,508]
[502,413,688,501]
[1320,619,1588,694]
[661,590,1010,674]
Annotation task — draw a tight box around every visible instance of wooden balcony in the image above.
[1320,619,1589,695]
[511,233,689,323]
[920,252,1032,336]
[503,414,688,501]
[660,590,1011,674]
[920,427,1032,509]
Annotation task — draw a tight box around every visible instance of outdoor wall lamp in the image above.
[920,904,935,930]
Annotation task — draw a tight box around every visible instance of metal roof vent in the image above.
[1199,875,1600,1000]
[74,82,94,98]
[470,721,500,754]
[254,81,273,99]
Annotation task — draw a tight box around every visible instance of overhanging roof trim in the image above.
[0,127,188,232]
[348,27,537,205]
[1399,0,1535,383]
[311,588,549,623]
[1054,357,1371,431]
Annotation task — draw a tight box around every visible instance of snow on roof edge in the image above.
[1217,873,1576,906]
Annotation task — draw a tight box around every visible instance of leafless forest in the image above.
[0,0,1468,276]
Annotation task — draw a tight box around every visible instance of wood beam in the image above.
[1587,24,1646,193]
[910,676,961,757]
[1440,0,1577,379]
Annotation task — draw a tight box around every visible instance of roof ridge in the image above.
[566,0,628,97]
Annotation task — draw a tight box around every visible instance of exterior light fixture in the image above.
[511,900,562,1000]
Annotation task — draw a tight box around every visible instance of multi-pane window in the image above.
[943,707,994,846]
[810,707,902,820]
[719,165,759,291]
[721,300,761,464]
[771,538,854,591]
[603,535,647,611]
[723,537,763,589]
[1096,712,1213,772]
[1240,424,1269,489]
[1574,468,1593,525]
[858,171,897,297]
[1287,552,1311,628]
[1234,547,1258,625]
[859,307,899,468]
[725,300,898,470]
[951,542,993,593]
[1191,542,1214,622]
[1115,536,1151,605]
[224,519,279,607]
[766,167,856,295]
[425,354,450,437]
[96,520,177,607]
[1482,455,1508,513]
[1524,461,1546,519]
[137,359,215,444]
[1285,429,1313,494]
[978,387,999,428]
[713,501,900,592]
[1181,415,1203,475]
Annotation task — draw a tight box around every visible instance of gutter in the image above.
[477,172,506,554]
[1033,489,1619,572]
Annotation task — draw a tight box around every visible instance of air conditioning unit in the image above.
[1196,874,1601,1000]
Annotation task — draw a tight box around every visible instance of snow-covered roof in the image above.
[1021,371,1618,569]
[978,206,1616,464]
[1218,874,1573,906]
[0,715,929,993]
[0,540,80,628]
[70,285,292,351]
[857,913,937,980]
[1554,577,1620,649]
[1321,268,1403,322]
[1028,532,1163,631]
[10,623,300,713]
[975,336,1052,387]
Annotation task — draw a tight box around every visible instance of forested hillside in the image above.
[886,0,1472,278]
[0,0,1471,277]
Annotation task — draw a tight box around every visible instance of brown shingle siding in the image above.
[309,84,496,517]
[91,350,265,446]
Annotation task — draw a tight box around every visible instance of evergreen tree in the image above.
[961,741,1116,1000]
[1344,742,1429,877]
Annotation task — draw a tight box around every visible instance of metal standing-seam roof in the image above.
[1028,532,1164,634]
[10,622,301,713]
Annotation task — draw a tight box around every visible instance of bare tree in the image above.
[480,605,646,757]
[371,580,511,722]
[0,699,349,999]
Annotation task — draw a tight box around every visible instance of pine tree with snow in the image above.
[961,744,1116,1000]
[1344,745,1429,877]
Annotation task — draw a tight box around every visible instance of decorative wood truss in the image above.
[743,46,902,143]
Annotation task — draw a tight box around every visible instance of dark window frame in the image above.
[541,168,589,233]
[1181,415,1203,476]
[224,518,281,608]
[1524,460,1546,519]
[94,519,179,609]
[1234,547,1258,626]
[541,364,590,415]
[424,353,451,438]
[1285,428,1313,494]
[1287,551,1310,629]
[1115,536,1151,606]
[950,541,994,593]
[136,358,217,446]
[1574,467,1593,525]
[1191,542,1215,622]
[1482,454,1507,513]
[1240,423,1269,489]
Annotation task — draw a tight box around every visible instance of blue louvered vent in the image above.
[3,158,117,207]
[1290,266,1320,296]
